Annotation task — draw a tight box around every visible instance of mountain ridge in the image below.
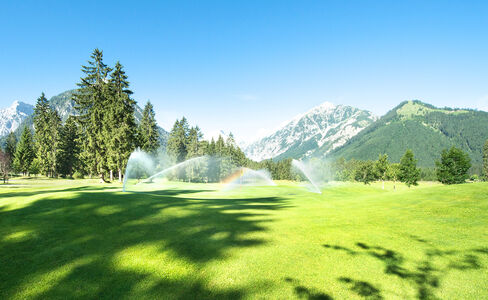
[244,102,378,161]
[328,100,488,167]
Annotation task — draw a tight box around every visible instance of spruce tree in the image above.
[58,116,80,177]
[138,101,160,154]
[483,139,488,181]
[107,61,137,181]
[399,149,420,187]
[47,109,62,177]
[73,49,112,182]
[34,93,51,176]
[34,93,62,177]
[436,146,471,184]
[5,132,17,160]
[375,154,389,189]
[0,150,11,183]
[14,126,34,176]
[167,118,189,162]
[186,126,203,159]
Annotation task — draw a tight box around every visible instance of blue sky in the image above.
[1,0,487,142]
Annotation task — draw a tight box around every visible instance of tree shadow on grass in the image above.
[0,188,291,299]
[284,277,333,300]
[323,238,487,299]
[338,277,382,300]
[0,185,120,199]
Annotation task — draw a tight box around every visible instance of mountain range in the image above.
[244,102,377,161]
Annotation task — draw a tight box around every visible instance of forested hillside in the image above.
[329,100,488,167]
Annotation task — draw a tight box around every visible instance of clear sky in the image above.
[1,0,487,143]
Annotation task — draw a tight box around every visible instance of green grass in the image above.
[1,178,487,299]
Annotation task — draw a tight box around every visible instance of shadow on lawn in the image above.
[284,277,333,300]
[323,237,487,299]
[0,185,119,199]
[0,188,290,299]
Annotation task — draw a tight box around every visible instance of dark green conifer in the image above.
[14,126,35,176]
[138,101,160,154]
[73,49,112,182]
[399,149,420,187]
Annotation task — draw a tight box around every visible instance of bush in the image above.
[73,171,84,179]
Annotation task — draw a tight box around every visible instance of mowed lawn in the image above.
[0,179,487,299]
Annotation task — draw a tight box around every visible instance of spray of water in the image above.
[123,150,277,192]
[123,150,155,192]
[141,156,206,184]
[292,159,322,194]
[221,167,275,191]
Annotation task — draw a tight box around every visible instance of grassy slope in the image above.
[1,179,487,299]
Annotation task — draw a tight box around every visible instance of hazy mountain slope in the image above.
[244,102,377,161]
[330,100,488,167]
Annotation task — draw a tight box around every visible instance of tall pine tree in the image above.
[14,126,35,176]
[73,49,112,182]
[138,101,160,154]
[47,109,62,177]
[166,117,189,162]
[58,116,80,177]
[375,154,389,189]
[5,132,17,161]
[107,61,137,181]
[399,149,420,187]
[34,93,61,177]
[34,93,51,176]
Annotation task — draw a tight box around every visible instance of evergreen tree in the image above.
[14,126,34,176]
[0,150,11,183]
[375,154,389,189]
[186,126,203,159]
[73,48,112,182]
[107,61,137,181]
[167,118,189,163]
[29,158,40,177]
[207,138,216,156]
[185,126,204,181]
[47,109,62,177]
[436,146,471,184]
[138,101,160,154]
[483,139,488,181]
[58,116,80,177]
[34,92,51,176]
[5,132,17,161]
[399,149,420,187]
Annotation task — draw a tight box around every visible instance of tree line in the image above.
[331,145,481,187]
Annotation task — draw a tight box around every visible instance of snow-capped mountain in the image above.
[0,100,34,137]
[244,102,378,161]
